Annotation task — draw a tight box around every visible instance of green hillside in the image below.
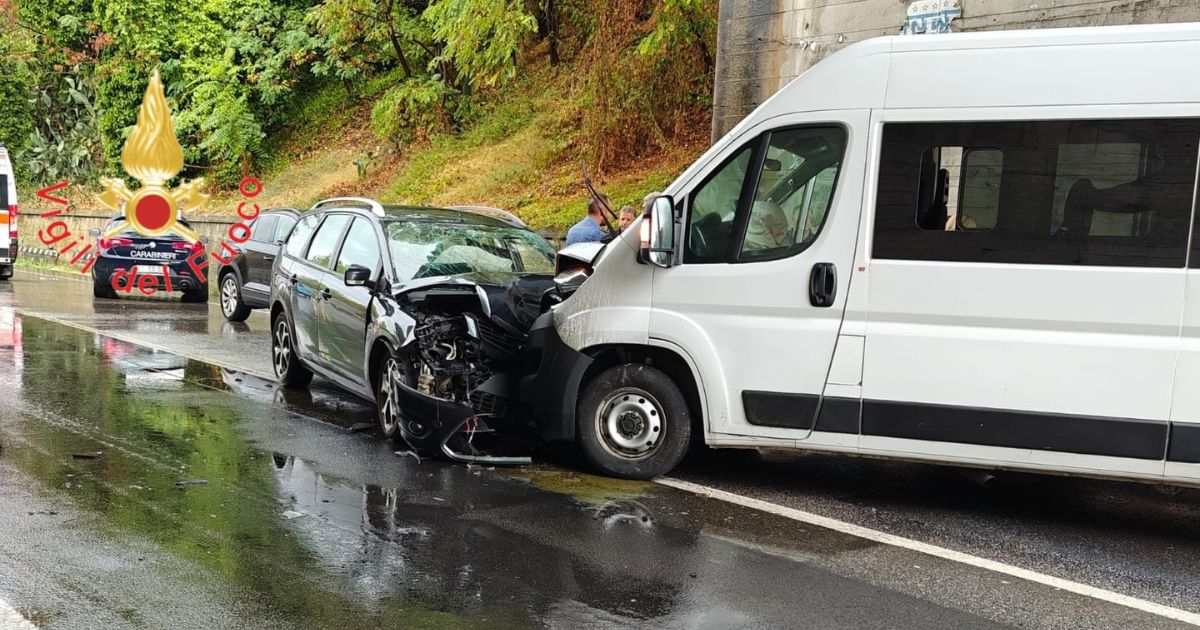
[1,0,716,234]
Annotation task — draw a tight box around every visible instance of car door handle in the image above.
[809,262,836,308]
[320,288,332,301]
[288,274,298,285]
[264,254,275,262]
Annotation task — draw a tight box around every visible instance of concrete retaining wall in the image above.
[713,0,1200,137]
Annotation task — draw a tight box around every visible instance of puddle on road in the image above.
[503,465,653,505]
[0,314,891,630]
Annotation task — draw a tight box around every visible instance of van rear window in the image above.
[874,118,1200,268]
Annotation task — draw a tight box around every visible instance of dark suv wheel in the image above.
[219,272,251,321]
[576,364,692,480]
[374,353,401,439]
[272,311,312,387]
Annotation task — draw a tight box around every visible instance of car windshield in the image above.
[385,220,556,281]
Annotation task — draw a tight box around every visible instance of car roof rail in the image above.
[448,205,527,228]
[311,197,385,217]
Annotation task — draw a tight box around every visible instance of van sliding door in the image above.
[863,117,1195,479]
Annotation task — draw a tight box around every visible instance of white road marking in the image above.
[0,597,37,630]
[657,477,1200,627]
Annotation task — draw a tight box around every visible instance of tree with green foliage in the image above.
[423,0,537,89]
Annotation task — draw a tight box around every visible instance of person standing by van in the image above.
[566,195,610,245]
[618,206,637,231]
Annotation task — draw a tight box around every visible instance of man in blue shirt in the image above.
[566,196,610,245]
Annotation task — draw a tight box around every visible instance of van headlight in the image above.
[554,266,591,299]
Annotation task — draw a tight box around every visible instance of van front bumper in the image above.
[518,312,593,442]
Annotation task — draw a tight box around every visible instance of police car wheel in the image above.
[92,276,117,299]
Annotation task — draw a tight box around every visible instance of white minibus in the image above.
[521,23,1200,484]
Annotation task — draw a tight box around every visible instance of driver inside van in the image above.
[742,200,791,252]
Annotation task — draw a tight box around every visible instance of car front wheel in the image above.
[576,364,692,480]
[219,273,251,321]
[374,354,402,439]
[272,312,312,388]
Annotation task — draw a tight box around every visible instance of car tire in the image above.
[219,272,251,321]
[272,311,312,388]
[576,363,692,480]
[93,276,118,299]
[181,283,208,303]
[374,352,402,440]
[0,264,12,280]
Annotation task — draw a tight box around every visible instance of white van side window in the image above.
[874,119,1200,267]
[740,127,847,261]
[917,146,1003,232]
[686,145,752,263]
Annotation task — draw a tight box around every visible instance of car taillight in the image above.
[7,205,15,238]
[98,237,133,250]
[172,241,204,255]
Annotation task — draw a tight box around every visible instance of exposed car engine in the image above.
[394,274,554,461]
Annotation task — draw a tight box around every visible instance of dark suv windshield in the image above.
[385,220,555,281]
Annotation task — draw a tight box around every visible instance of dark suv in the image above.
[217,208,299,321]
[269,198,557,461]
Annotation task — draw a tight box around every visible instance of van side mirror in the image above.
[639,195,676,268]
[344,265,373,288]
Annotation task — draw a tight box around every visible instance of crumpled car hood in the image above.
[395,271,554,333]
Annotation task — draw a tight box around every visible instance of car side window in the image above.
[305,214,351,269]
[249,215,278,243]
[335,218,382,275]
[274,216,297,244]
[686,144,753,263]
[284,214,320,258]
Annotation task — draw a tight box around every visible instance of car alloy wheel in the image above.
[273,318,292,378]
[220,275,239,317]
[377,356,401,435]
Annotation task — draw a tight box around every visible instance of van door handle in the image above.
[288,274,298,285]
[809,263,836,307]
[264,254,275,262]
[320,288,331,301]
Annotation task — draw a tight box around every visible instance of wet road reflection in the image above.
[0,314,1038,629]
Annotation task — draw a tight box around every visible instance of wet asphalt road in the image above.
[0,269,1197,629]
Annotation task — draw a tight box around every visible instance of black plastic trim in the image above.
[1168,423,1200,464]
[743,391,819,429]
[518,312,593,442]
[862,400,1168,461]
[815,397,860,434]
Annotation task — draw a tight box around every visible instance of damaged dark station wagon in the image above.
[270,198,560,462]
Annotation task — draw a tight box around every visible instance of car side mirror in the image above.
[638,195,676,268]
[89,228,100,237]
[344,264,373,288]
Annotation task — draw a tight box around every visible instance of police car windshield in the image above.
[103,217,193,239]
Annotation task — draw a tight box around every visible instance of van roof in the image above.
[665,23,1200,198]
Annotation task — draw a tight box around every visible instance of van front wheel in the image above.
[577,364,692,480]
